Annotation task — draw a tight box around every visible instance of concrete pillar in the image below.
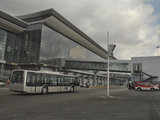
[93,71,99,87]
[103,77,105,86]
[94,74,96,87]
[100,77,102,86]
[91,76,94,87]
[97,77,100,87]
[97,77,99,86]
[0,63,2,74]
[1,64,4,75]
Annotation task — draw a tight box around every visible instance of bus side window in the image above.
[26,72,31,86]
[17,73,22,83]
[50,75,53,86]
[36,73,42,86]
[26,72,35,86]
[45,74,48,84]
[61,76,65,86]
[39,74,43,86]
[50,75,56,86]
[57,76,62,86]
[71,77,74,84]
[55,76,58,86]
[42,74,46,84]
[46,74,51,85]
[63,76,70,86]
[63,76,66,86]
[32,73,36,86]
[56,76,59,86]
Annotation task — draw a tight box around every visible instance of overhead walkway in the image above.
[41,58,131,73]
[0,9,115,63]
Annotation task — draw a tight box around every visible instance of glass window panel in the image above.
[50,75,57,83]
[41,74,47,84]
[40,25,104,61]
[36,73,42,86]
[0,29,7,60]
[26,72,36,86]
[11,71,24,83]
[57,76,63,86]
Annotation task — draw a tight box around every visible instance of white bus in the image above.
[9,70,79,94]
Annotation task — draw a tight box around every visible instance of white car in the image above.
[135,81,159,91]
[0,82,5,87]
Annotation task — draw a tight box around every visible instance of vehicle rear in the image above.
[9,70,25,93]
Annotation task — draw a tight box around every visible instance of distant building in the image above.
[131,56,160,82]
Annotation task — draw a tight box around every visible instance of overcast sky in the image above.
[0,0,160,59]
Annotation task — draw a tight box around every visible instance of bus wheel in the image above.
[151,88,154,91]
[42,87,48,94]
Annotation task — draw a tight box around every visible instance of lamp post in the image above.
[107,32,110,97]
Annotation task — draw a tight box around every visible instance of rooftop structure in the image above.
[0,9,113,61]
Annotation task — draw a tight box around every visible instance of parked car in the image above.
[135,81,159,91]
[0,82,5,87]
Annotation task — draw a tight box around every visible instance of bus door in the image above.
[57,76,62,92]
[26,72,40,93]
[35,73,42,93]
[48,75,57,92]
[10,71,24,92]
[30,73,37,93]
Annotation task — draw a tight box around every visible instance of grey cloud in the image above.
[0,0,159,59]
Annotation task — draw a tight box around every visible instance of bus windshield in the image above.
[10,71,24,84]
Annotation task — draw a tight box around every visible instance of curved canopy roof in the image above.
[0,10,28,33]
[18,9,111,59]
[0,9,116,60]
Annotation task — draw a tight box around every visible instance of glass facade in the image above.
[1,24,105,64]
[40,25,74,60]
[0,29,7,61]
[24,28,41,63]
[40,25,104,61]
[5,32,23,63]
[5,25,41,63]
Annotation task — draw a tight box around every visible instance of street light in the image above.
[107,32,110,97]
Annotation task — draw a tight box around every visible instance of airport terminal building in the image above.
[0,9,111,64]
[131,56,160,82]
[0,9,116,82]
[1,9,160,86]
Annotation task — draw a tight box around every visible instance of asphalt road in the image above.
[0,87,160,120]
